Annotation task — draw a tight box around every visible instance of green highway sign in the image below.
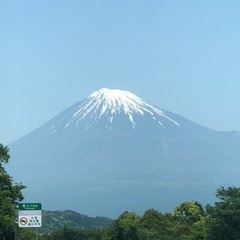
[18,203,42,210]
[18,203,42,228]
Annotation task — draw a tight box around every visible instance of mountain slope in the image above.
[41,210,113,233]
[8,88,240,217]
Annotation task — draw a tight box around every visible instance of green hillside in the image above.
[40,210,113,233]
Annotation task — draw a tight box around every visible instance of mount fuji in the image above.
[8,88,240,217]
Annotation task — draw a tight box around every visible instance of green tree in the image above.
[110,211,140,240]
[17,228,36,240]
[174,201,204,224]
[48,225,79,240]
[206,186,240,240]
[47,227,108,240]
[173,201,206,240]
[139,209,175,239]
[0,144,25,239]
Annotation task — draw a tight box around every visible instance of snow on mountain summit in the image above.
[48,88,180,133]
[87,88,166,117]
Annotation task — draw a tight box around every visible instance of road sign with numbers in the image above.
[18,203,42,228]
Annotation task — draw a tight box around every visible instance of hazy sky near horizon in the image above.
[1,1,240,144]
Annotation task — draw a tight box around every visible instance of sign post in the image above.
[18,203,42,228]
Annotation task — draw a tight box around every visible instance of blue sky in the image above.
[1,0,240,144]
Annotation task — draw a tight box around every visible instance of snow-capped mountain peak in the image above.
[87,88,163,116]
[48,88,180,133]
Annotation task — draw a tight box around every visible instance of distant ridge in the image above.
[41,209,113,234]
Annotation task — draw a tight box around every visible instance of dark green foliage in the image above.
[140,209,175,239]
[48,225,79,240]
[206,186,240,240]
[16,228,36,240]
[0,144,10,164]
[39,226,109,240]
[0,144,25,239]
[109,211,140,240]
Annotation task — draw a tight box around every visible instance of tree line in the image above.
[1,143,240,240]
